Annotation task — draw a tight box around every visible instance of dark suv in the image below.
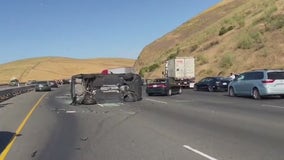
[146,77,182,96]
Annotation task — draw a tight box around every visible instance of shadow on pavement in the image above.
[0,131,15,154]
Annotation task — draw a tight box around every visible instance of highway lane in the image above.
[0,86,283,160]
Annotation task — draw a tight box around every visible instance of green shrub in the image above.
[167,52,178,60]
[190,44,198,52]
[237,30,263,49]
[219,26,235,36]
[196,54,208,65]
[268,14,284,30]
[139,67,149,77]
[219,27,227,36]
[148,63,160,72]
[166,47,180,60]
[237,33,254,49]
[264,5,277,20]
[233,14,245,28]
[219,53,233,68]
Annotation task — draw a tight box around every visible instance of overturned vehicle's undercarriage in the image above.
[71,73,143,105]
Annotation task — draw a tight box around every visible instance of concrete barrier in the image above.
[0,86,35,102]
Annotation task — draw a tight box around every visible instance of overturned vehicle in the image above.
[71,73,143,105]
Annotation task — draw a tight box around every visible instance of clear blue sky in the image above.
[0,0,220,64]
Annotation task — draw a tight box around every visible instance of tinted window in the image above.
[244,72,263,80]
[243,73,252,80]
[268,72,284,79]
[254,72,264,79]
[202,78,210,83]
[237,74,245,80]
[154,79,166,83]
[207,78,214,82]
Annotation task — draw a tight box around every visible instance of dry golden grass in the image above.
[0,57,135,84]
[135,0,284,80]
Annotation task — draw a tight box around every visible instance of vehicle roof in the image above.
[37,81,48,83]
[71,73,138,79]
[250,69,284,72]
[203,76,229,79]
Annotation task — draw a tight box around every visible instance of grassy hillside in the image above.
[135,0,284,80]
[0,57,135,84]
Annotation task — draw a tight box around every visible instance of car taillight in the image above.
[158,84,167,88]
[262,79,275,83]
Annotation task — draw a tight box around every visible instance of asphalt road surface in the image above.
[0,85,284,160]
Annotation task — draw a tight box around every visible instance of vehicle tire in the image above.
[124,74,142,101]
[167,89,172,96]
[208,86,214,92]
[252,88,261,100]
[147,93,152,96]
[82,93,97,105]
[124,92,137,102]
[228,87,235,97]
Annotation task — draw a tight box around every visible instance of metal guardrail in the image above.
[0,86,35,103]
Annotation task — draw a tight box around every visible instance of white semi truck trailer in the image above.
[165,57,195,88]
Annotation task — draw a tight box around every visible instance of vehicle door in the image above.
[168,78,179,93]
[267,71,284,93]
[243,72,264,95]
[232,73,247,95]
[197,78,208,90]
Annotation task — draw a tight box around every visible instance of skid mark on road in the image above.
[145,98,168,104]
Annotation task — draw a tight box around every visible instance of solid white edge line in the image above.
[261,104,284,109]
[183,145,219,160]
[145,98,168,104]
[98,104,104,107]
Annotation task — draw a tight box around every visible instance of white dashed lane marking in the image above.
[183,145,219,160]
[261,104,284,109]
[145,98,168,104]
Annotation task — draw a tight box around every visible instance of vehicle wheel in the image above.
[252,88,261,100]
[82,93,97,105]
[228,87,235,97]
[167,89,172,96]
[178,88,182,94]
[208,86,214,92]
[147,93,152,96]
[193,85,198,91]
[124,92,137,102]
